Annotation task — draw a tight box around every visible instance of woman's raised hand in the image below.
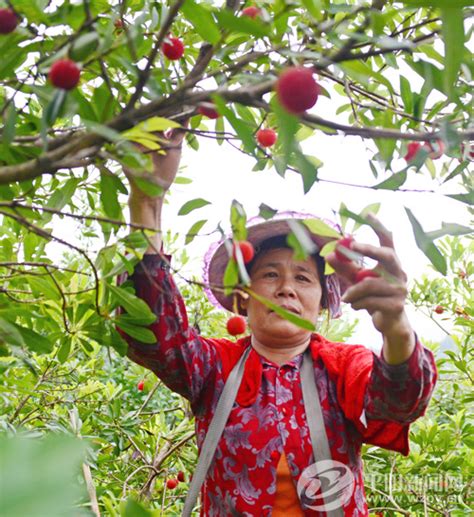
[326,214,415,363]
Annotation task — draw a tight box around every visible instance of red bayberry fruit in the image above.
[434,305,444,315]
[177,471,185,483]
[335,236,354,263]
[256,128,277,147]
[241,6,261,18]
[162,36,184,60]
[275,66,320,115]
[404,142,422,162]
[233,240,255,263]
[197,104,219,119]
[137,380,145,391]
[114,19,123,29]
[354,269,380,283]
[166,478,178,489]
[226,316,247,336]
[0,8,18,34]
[49,59,81,90]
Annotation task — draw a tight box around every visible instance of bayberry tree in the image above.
[0,1,472,515]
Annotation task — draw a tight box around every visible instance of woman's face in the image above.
[243,248,322,347]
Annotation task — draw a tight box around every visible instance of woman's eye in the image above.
[263,271,277,278]
[297,275,310,282]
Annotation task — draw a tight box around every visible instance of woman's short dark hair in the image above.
[246,234,329,310]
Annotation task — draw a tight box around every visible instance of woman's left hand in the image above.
[326,214,415,362]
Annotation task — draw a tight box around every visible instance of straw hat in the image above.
[202,212,344,318]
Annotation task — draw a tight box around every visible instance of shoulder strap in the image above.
[182,345,251,517]
[301,347,344,516]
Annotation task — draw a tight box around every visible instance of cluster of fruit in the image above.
[166,470,186,489]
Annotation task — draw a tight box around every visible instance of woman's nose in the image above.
[276,276,296,297]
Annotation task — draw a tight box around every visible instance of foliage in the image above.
[0,0,473,515]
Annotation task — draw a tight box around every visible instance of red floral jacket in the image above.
[118,254,438,516]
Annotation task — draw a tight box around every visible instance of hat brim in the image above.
[203,215,343,314]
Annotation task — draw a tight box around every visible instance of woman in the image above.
[120,126,437,516]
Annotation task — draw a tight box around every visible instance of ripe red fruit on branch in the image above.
[177,471,185,482]
[256,128,277,147]
[233,240,255,263]
[0,8,18,34]
[404,142,422,162]
[166,478,178,489]
[335,236,354,263]
[275,66,320,115]
[137,380,145,391]
[354,269,379,283]
[227,316,247,336]
[434,305,444,315]
[197,104,220,119]
[49,59,81,90]
[241,6,261,18]
[162,36,184,60]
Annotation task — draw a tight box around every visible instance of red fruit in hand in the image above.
[197,104,220,119]
[256,128,277,147]
[226,316,247,336]
[275,66,320,115]
[0,8,18,34]
[335,236,354,263]
[49,59,81,90]
[241,6,261,18]
[404,142,422,162]
[166,478,178,489]
[233,240,255,263]
[137,380,145,391]
[162,36,184,60]
[354,269,379,283]
[177,471,185,483]
[434,305,444,315]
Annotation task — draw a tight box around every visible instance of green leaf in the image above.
[272,97,299,173]
[399,76,413,115]
[0,435,86,516]
[230,200,247,241]
[185,219,207,245]
[45,177,80,211]
[214,10,270,38]
[122,498,153,517]
[107,284,156,321]
[2,102,17,145]
[83,120,122,142]
[373,170,407,190]
[286,220,317,260]
[292,151,319,194]
[212,97,256,155]
[400,1,473,7]
[426,223,472,240]
[100,169,123,220]
[440,8,465,99]
[178,198,211,216]
[245,288,316,331]
[132,176,163,197]
[114,319,157,344]
[405,208,447,275]
[258,203,278,220]
[0,318,26,347]
[223,258,239,296]
[137,116,181,133]
[12,325,53,353]
[57,337,72,363]
[69,32,99,61]
[355,203,381,231]
[302,0,324,20]
[303,219,341,239]
[446,192,474,205]
[180,0,220,44]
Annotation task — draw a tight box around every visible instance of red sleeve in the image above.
[117,254,222,409]
[314,335,438,455]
